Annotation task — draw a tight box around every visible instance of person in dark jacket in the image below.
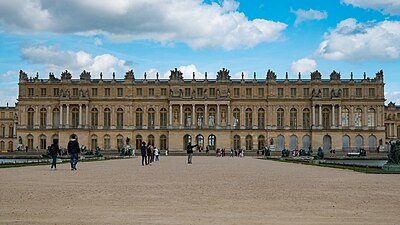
[141,142,147,166]
[67,134,80,170]
[49,139,61,170]
[186,142,198,164]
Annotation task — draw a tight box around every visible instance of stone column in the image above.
[60,104,63,127]
[312,105,315,128]
[85,105,89,128]
[13,122,17,138]
[332,104,335,127]
[155,106,160,129]
[192,104,196,127]
[79,104,82,128]
[169,105,173,127]
[350,106,354,129]
[35,106,39,129]
[240,105,245,129]
[227,105,231,127]
[338,105,342,127]
[319,105,322,127]
[47,106,51,128]
[204,104,208,127]
[66,104,69,127]
[217,104,220,127]
[394,123,398,138]
[180,104,183,128]
[363,105,367,128]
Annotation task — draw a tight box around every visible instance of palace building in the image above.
[0,68,393,152]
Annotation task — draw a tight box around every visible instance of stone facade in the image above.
[384,102,400,142]
[0,68,391,152]
[0,105,17,151]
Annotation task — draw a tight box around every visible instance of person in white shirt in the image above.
[154,147,160,161]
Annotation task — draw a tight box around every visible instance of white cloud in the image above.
[342,0,400,16]
[385,91,400,104]
[316,19,400,61]
[291,8,328,26]
[1,70,18,80]
[21,45,129,78]
[162,64,204,79]
[0,86,18,107]
[291,58,317,74]
[0,0,287,50]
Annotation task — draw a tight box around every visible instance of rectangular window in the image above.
[161,88,166,96]
[277,88,284,97]
[209,88,215,97]
[53,88,59,96]
[290,88,297,97]
[105,88,110,96]
[185,88,191,97]
[369,88,375,97]
[303,88,309,97]
[41,88,46,96]
[246,88,252,97]
[197,88,203,97]
[136,88,142,96]
[149,88,155,97]
[0,112,4,118]
[73,88,78,96]
[28,88,34,96]
[258,88,264,97]
[323,88,329,97]
[92,88,98,96]
[356,88,362,97]
[117,88,123,97]
[234,88,240,97]
[343,88,349,97]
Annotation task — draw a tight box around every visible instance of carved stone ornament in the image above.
[61,70,72,80]
[217,68,231,81]
[330,70,340,80]
[125,69,134,80]
[266,69,276,80]
[169,68,183,81]
[80,70,91,80]
[19,70,28,80]
[310,70,322,80]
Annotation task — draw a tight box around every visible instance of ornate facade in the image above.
[0,68,390,152]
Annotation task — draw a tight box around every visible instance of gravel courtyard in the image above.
[0,156,399,225]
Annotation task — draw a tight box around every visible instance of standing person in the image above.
[67,134,80,170]
[49,139,61,170]
[186,142,198,164]
[141,142,147,166]
[146,143,152,164]
[205,145,209,155]
[154,147,159,161]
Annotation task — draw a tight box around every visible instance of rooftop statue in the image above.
[125,69,134,80]
[80,70,91,80]
[19,70,28,80]
[217,68,230,81]
[61,70,72,80]
[169,68,183,81]
[311,70,322,80]
[266,69,276,80]
[330,70,341,80]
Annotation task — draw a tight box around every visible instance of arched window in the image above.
[184,135,192,150]
[258,135,265,150]
[183,108,191,128]
[368,108,375,128]
[40,108,47,128]
[233,108,240,129]
[208,134,216,150]
[160,108,167,128]
[302,135,311,150]
[245,135,252,150]
[71,107,79,128]
[323,135,331,152]
[148,108,155,129]
[91,108,98,129]
[104,135,111,150]
[342,108,349,128]
[245,108,252,129]
[368,135,376,151]
[277,108,284,129]
[91,135,98,150]
[8,141,13,151]
[135,135,142,150]
[117,135,124,150]
[136,108,143,129]
[27,134,34,150]
[355,135,363,150]
[342,135,350,151]
[39,134,46,150]
[233,135,241,150]
[196,135,204,150]
[322,108,330,129]
[277,135,285,151]
[196,108,204,128]
[303,108,311,129]
[148,134,155,146]
[8,125,13,138]
[257,108,265,129]
[208,108,215,127]
[355,108,362,128]
[0,124,4,138]
[27,108,35,129]
[160,135,167,150]
[290,108,297,129]
[117,108,124,129]
[290,135,298,150]
[0,141,4,150]
[104,108,111,128]
[52,108,60,128]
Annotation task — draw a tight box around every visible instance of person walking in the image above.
[67,134,80,170]
[186,142,198,164]
[141,142,147,166]
[49,139,61,170]
[154,147,159,161]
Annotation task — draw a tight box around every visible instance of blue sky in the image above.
[0,0,399,106]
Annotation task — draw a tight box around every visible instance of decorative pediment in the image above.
[217,68,230,81]
[80,70,91,80]
[266,69,276,80]
[330,70,340,80]
[311,70,321,80]
[61,70,72,80]
[169,68,183,81]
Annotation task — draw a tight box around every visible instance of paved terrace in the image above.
[0,156,399,225]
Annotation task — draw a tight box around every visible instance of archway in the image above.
[183,134,192,150]
[323,135,331,152]
[277,135,285,151]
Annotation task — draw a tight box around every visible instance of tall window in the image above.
[0,125,4,138]
[117,88,123,97]
[209,88,215,97]
[41,88,47,96]
[40,108,47,128]
[245,108,252,129]
[27,135,34,150]
[149,88,155,97]
[369,88,375,97]
[71,107,79,128]
[8,141,13,151]
[196,108,204,128]
[258,135,265,150]
[160,135,167,150]
[27,108,35,129]
[258,88,264,97]
[197,88,203,97]
[208,134,216,150]
[91,108,98,129]
[368,108,375,128]
[277,88,284,97]
[356,88,362,97]
[104,108,111,128]
[233,108,240,129]
[160,108,167,128]
[39,135,46,150]
[91,135,98,150]
[290,108,297,129]
[0,141,4,150]
[91,88,98,96]
[148,108,155,129]
[290,88,296,97]
[136,88,142,96]
[342,108,349,128]
[117,135,124,150]
[342,88,349,97]
[184,108,192,127]
[322,108,330,129]
[234,135,241,150]
[303,108,310,129]
[136,108,143,128]
[355,108,362,128]
[28,88,34,96]
[277,108,284,129]
[54,88,59,96]
[117,108,124,129]
[105,88,110,96]
[148,135,155,146]
[303,88,309,97]
[245,135,252,150]
[246,88,252,97]
[185,88,190,97]
[52,108,60,128]
[234,88,239,97]
[161,88,167,96]
[104,135,111,150]
[135,135,142,150]
[208,108,215,127]
[196,135,204,150]
[257,108,265,129]
[8,126,13,138]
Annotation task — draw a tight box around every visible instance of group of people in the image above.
[48,134,80,171]
[140,142,161,166]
